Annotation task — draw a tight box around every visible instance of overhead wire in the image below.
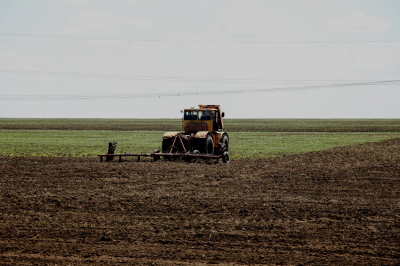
[0,33,399,44]
[1,68,399,84]
[1,79,399,101]
[1,34,399,100]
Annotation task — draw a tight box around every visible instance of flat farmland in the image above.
[0,119,399,265]
[0,118,399,159]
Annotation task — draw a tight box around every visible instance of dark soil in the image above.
[1,139,399,265]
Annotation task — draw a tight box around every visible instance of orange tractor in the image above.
[161,104,229,162]
[98,105,230,163]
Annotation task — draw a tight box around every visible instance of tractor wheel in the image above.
[222,151,230,163]
[220,135,229,153]
[162,138,174,153]
[197,135,214,155]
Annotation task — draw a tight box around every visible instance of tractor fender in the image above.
[163,132,180,139]
[218,132,229,142]
[194,131,211,139]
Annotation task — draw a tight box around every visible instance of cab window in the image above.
[198,111,211,120]
[184,110,198,120]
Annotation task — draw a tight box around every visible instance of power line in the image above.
[1,33,399,44]
[0,80,399,101]
[1,68,399,85]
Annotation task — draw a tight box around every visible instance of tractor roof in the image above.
[185,105,221,111]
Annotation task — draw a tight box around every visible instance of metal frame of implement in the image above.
[97,152,224,163]
[98,134,229,163]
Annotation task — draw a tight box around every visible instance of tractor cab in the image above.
[183,105,224,133]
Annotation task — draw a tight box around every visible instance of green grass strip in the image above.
[1,130,398,159]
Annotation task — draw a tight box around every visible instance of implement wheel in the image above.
[222,152,230,163]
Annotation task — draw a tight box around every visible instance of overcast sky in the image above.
[0,0,399,118]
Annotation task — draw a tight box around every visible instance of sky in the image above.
[0,0,399,118]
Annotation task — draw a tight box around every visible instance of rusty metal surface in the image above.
[194,131,209,138]
[98,152,223,159]
[166,134,188,153]
[98,153,153,157]
[185,123,207,132]
[163,132,180,138]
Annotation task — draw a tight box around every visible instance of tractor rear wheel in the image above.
[220,135,229,153]
[162,138,174,153]
[197,135,214,155]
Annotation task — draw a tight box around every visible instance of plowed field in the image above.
[1,139,399,265]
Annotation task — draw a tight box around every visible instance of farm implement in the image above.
[98,105,230,163]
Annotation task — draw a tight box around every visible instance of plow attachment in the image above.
[98,140,230,164]
[98,152,229,163]
[98,104,230,164]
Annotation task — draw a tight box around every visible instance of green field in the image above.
[1,118,400,132]
[1,119,399,159]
